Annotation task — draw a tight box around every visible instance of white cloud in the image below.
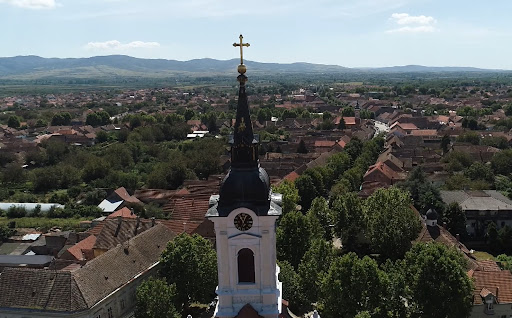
[387,12,437,34]
[85,40,161,50]
[391,13,436,25]
[0,0,56,9]
[386,25,436,33]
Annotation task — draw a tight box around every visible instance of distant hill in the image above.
[0,55,505,79]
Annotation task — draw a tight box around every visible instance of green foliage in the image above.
[331,192,364,251]
[272,180,299,216]
[160,233,217,311]
[296,139,308,154]
[7,115,21,128]
[278,260,305,314]
[277,211,312,269]
[443,150,473,172]
[306,197,333,241]
[51,112,71,126]
[402,243,473,318]
[320,253,387,318]
[86,111,111,127]
[364,187,421,259]
[6,206,27,218]
[298,239,335,305]
[135,278,180,318]
[456,131,480,145]
[0,225,14,242]
[491,149,512,175]
[295,174,318,212]
[398,167,446,214]
[464,162,494,183]
[443,202,467,238]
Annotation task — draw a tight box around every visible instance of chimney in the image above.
[117,216,122,225]
[456,234,460,242]
[130,208,134,216]
[151,217,155,227]
[496,287,499,302]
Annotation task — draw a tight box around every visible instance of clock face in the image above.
[234,213,253,231]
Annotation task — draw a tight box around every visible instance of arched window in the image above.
[238,248,255,283]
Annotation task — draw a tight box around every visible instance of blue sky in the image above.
[1,0,511,69]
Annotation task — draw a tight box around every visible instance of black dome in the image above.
[426,208,438,220]
[218,167,270,208]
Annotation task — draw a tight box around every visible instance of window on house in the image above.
[108,307,113,318]
[120,299,126,310]
[237,248,255,283]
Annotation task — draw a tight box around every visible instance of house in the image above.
[440,190,512,238]
[363,162,405,186]
[0,224,175,318]
[98,187,143,213]
[470,270,512,317]
[92,217,155,258]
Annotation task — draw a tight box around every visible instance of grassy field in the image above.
[472,250,496,261]
[0,217,91,231]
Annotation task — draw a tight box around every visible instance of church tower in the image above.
[206,35,283,318]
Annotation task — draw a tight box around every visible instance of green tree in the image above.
[443,151,473,172]
[51,112,72,126]
[464,162,494,183]
[135,278,180,318]
[295,174,318,212]
[272,180,300,216]
[331,192,364,251]
[491,149,512,175]
[326,152,351,180]
[441,135,451,154]
[7,116,21,128]
[82,157,110,182]
[277,211,312,269]
[298,239,335,305]
[160,234,217,311]
[364,187,421,259]
[306,197,333,241]
[278,260,305,314]
[443,202,467,238]
[320,253,387,318]
[296,139,308,154]
[0,225,14,242]
[403,243,473,318]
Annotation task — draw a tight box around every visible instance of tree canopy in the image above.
[159,233,217,311]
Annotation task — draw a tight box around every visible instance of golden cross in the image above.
[233,34,250,65]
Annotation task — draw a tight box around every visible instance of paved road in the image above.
[373,120,389,136]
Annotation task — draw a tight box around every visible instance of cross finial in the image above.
[233,34,250,66]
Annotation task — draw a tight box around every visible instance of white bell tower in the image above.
[206,34,282,318]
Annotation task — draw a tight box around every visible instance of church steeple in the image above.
[205,35,283,318]
[231,35,258,168]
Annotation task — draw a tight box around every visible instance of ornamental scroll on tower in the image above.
[205,35,283,318]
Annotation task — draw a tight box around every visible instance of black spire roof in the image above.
[230,74,258,168]
[205,35,282,218]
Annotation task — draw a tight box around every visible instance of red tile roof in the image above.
[473,270,512,304]
[113,187,141,204]
[314,140,336,147]
[107,207,136,219]
[63,235,97,261]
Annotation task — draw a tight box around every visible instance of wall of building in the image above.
[0,264,157,318]
[471,303,512,318]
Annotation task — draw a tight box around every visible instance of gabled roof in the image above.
[61,235,97,262]
[93,218,154,251]
[107,207,136,219]
[113,187,141,204]
[0,268,88,312]
[473,270,512,305]
[74,224,175,308]
[364,162,402,182]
